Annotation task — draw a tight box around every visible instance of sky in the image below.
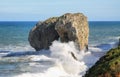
[0,0,120,21]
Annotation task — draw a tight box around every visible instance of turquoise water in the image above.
[0,21,120,77]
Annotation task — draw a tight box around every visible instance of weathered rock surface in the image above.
[55,13,89,50]
[29,13,89,51]
[85,46,120,77]
[28,17,59,51]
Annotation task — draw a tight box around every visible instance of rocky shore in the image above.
[85,45,120,77]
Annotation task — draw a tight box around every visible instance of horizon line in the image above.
[0,20,120,22]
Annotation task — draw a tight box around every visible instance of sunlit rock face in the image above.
[55,13,89,50]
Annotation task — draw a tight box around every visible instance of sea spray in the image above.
[1,41,117,77]
[13,40,109,77]
[50,41,87,75]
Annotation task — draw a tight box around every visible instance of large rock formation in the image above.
[55,13,89,50]
[85,46,120,77]
[28,17,59,51]
[28,13,89,51]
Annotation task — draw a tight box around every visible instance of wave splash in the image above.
[0,40,118,77]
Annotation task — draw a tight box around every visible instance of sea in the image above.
[0,21,120,77]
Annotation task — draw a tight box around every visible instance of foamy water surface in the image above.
[0,41,118,77]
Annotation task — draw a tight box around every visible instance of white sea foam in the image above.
[14,64,69,77]
[108,36,120,40]
[28,55,52,62]
[12,40,118,77]
[0,44,34,51]
[50,41,87,75]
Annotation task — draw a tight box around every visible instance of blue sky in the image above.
[0,0,120,21]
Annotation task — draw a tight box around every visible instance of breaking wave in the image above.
[0,40,118,77]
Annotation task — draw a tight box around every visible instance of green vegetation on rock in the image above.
[85,46,120,77]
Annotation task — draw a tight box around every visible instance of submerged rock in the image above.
[85,46,120,77]
[29,13,89,51]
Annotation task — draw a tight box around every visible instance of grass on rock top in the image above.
[85,46,120,77]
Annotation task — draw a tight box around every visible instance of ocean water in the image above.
[0,21,120,77]
[0,21,36,51]
[89,21,120,45]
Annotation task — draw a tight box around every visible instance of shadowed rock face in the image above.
[28,17,59,51]
[28,13,89,51]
